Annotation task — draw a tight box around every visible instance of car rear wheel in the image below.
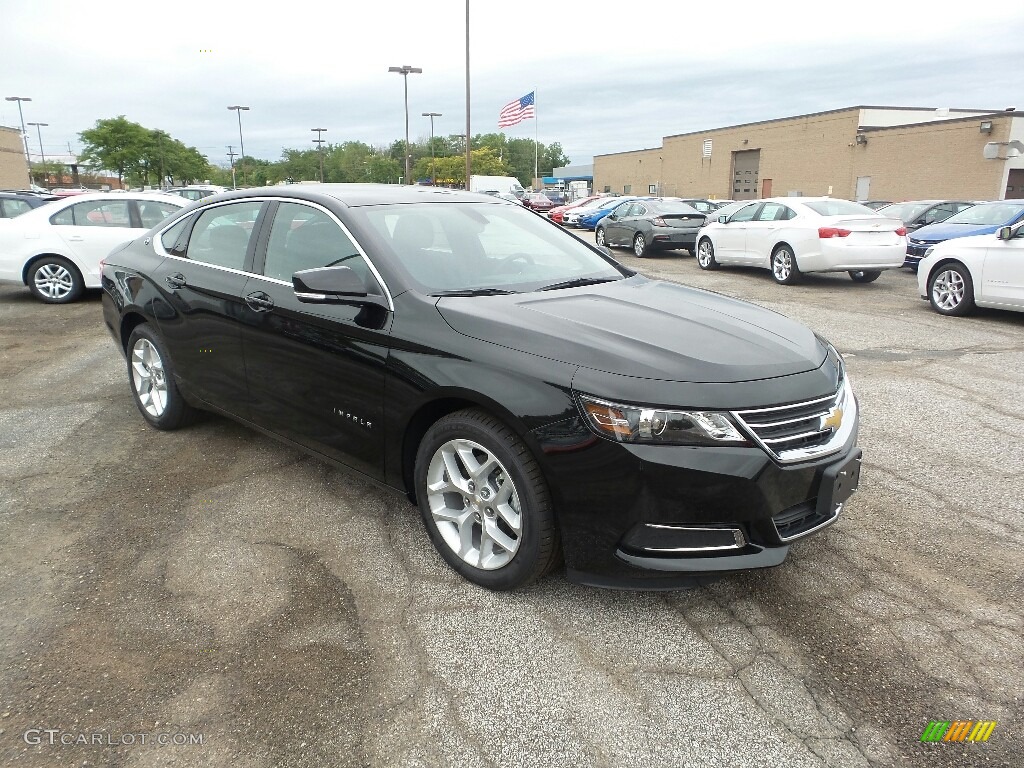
[633,233,648,258]
[848,270,882,283]
[696,238,718,270]
[771,245,801,285]
[126,324,197,430]
[595,227,608,247]
[929,262,975,316]
[415,408,560,590]
[26,256,84,304]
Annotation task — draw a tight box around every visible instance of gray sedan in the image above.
[596,200,707,257]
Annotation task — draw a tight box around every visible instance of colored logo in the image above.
[820,406,843,432]
[920,721,997,743]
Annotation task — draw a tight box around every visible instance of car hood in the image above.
[910,221,1000,242]
[436,276,827,383]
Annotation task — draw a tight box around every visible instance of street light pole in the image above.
[5,96,33,187]
[422,112,441,186]
[465,0,472,189]
[388,65,422,185]
[27,122,48,188]
[311,127,327,183]
[227,105,250,185]
[227,145,238,190]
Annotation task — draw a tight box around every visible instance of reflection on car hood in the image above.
[436,276,827,383]
[910,221,1003,242]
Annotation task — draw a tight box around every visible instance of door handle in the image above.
[245,291,275,312]
[68,236,84,241]
[164,272,186,290]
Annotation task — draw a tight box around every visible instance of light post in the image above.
[388,65,422,184]
[227,105,249,185]
[27,122,48,188]
[422,112,441,185]
[311,127,327,183]
[227,145,238,190]
[5,96,33,187]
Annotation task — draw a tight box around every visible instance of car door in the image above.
[715,202,761,263]
[980,227,1024,307]
[744,202,795,265]
[238,200,392,480]
[49,198,138,282]
[602,201,633,245]
[150,199,266,417]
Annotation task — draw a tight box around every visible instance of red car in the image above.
[521,193,557,212]
[548,195,602,224]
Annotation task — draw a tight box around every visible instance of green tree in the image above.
[78,116,151,185]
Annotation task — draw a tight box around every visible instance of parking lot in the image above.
[1,241,1022,767]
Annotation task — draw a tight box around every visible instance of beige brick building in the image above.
[594,106,1024,203]
[1,125,31,188]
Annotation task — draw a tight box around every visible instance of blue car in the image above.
[905,200,1024,269]
[578,196,656,230]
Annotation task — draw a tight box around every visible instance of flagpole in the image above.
[533,87,539,188]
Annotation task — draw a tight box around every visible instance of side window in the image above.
[628,204,647,217]
[137,200,180,229]
[50,205,76,225]
[757,203,786,221]
[729,203,761,223]
[611,202,631,217]
[185,201,263,271]
[160,215,193,256]
[1,199,33,218]
[69,200,132,227]
[264,202,372,288]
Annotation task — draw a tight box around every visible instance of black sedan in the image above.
[595,199,708,256]
[874,199,975,234]
[102,184,861,590]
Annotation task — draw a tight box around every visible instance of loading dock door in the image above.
[732,150,760,200]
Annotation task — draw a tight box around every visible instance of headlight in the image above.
[924,246,934,258]
[578,395,748,446]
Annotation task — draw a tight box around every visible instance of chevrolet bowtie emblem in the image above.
[821,407,843,432]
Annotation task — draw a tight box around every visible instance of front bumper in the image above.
[532,408,860,588]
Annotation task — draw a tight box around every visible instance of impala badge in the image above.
[820,407,843,432]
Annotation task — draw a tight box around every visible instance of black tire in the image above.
[928,261,976,317]
[125,324,197,430]
[26,256,85,304]
[771,245,802,285]
[633,233,648,258]
[414,408,561,590]
[848,269,882,283]
[595,226,608,248]
[696,238,718,269]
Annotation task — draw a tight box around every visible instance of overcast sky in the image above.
[2,0,1023,169]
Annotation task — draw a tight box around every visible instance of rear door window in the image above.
[185,201,263,271]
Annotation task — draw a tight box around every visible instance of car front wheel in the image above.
[929,262,976,316]
[415,409,560,590]
[595,227,607,247]
[27,256,84,303]
[126,324,197,429]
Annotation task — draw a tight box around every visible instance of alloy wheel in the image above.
[773,250,793,281]
[131,338,169,418]
[932,269,965,311]
[33,263,75,300]
[697,240,713,267]
[634,234,646,257]
[425,438,522,570]
[595,228,606,246]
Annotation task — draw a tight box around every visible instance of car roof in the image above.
[203,183,495,209]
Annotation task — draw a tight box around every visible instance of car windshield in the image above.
[877,202,932,221]
[943,202,1024,226]
[354,202,626,294]
[803,200,878,216]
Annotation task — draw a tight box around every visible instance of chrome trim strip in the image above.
[638,524,747,553]
[774,504,842,543]
[751,410,832,429]
[163,253,251,279]
[294,291,327,301]
[733,392,835,416]
[152,196,395,311]
[761,428,830,445]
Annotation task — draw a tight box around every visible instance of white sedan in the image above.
[0,192,184,303]
[917,220,1024,316]
[695,197,907,284]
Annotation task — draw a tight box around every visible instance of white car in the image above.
[0,192,184,303]
[695,197,907,284]
[917,220,1024,316]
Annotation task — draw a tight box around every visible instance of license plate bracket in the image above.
[816,449,862,517]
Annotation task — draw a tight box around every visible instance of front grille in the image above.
[732,377,852,464]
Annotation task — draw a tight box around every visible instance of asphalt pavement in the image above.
[0,241,1021,767]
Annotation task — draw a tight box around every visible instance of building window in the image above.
[623,185,631,194]
[603,185,611,193]
[649,184,657,194]
[702,139,713,157]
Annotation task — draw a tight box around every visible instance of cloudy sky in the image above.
[2,0,1022,169]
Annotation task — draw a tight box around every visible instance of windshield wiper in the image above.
[431,288,518,297]
[538,277,619,292]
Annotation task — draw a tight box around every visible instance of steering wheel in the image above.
[493,252,535,270]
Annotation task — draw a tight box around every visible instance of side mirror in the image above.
[997,225,1013,241]
[717,214,729,224]
[293,265,369,303]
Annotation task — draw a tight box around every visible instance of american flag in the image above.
[498,91,535,128]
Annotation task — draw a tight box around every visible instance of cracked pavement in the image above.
[0,245,1021,766]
